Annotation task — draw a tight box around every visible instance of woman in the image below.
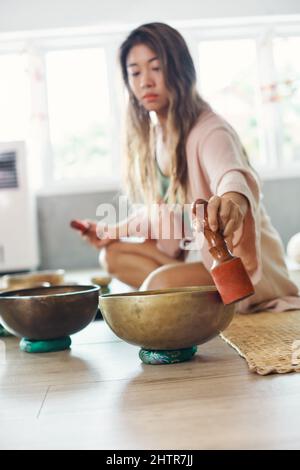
[79,22,300,313]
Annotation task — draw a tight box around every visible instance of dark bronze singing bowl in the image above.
[0,285,100,340]
[99,286,235,350]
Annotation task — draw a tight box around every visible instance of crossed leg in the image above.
[100,239,212,289]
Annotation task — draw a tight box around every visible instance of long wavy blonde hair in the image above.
[119,22,208,204]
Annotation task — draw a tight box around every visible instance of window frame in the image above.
[187,19,300,179]
[35,34,125,194]
[0,31,126,195]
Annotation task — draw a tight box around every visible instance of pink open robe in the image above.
[135,109,300,313]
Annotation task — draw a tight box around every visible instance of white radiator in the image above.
[0,141,39,272]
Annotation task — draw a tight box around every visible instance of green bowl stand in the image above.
[139,346,197,365]
[19,336,72,353]
[100,286,110,295]
[0,323,71,352]
[0,323,12,337]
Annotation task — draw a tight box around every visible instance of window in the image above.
[0,54,30,142]
[45,48,112,181]
[273,36,300,165]
[198,39,263,166]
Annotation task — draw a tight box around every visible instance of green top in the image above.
[155,158,170,200]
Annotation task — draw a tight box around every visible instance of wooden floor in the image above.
[1,269,300,450]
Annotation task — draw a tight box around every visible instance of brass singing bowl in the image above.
[99,286,235,350]
[0,285,100,340]
[1,269,65,290]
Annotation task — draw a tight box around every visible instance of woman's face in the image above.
[126,44,169,116]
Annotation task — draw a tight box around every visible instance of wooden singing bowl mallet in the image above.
[192,198,254,305]
[70,219,90,234]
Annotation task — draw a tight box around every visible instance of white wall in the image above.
[1,0,300,33]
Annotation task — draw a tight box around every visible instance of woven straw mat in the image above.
[220,310,300,375]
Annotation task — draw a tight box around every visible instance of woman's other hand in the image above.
[73,220,113,250]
